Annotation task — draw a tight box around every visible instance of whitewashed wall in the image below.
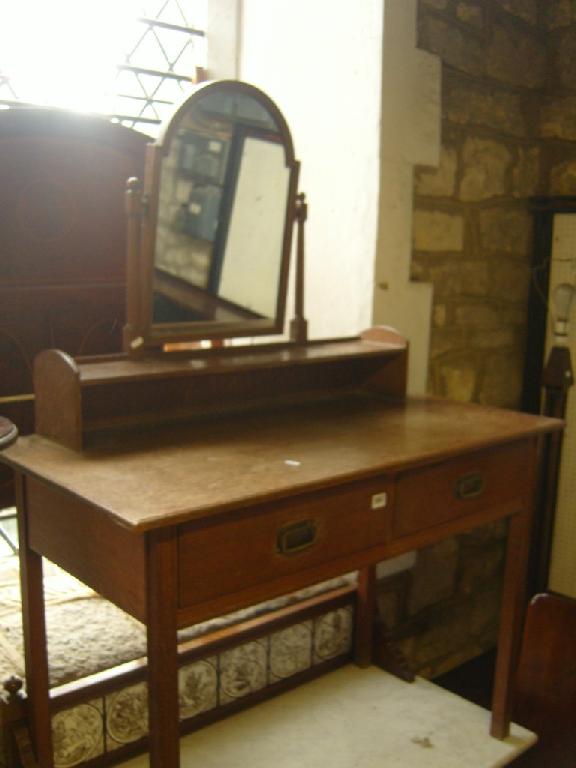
[207,0,440,393]
[237,0,382,343]
[374,1,440,393]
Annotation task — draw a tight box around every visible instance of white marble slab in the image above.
[121,666,536,768]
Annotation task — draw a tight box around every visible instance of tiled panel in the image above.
[48,605,354,767]
[52,699,104,767]
[269,621,313,682]
[105,683,148,753]
[179,657,218,719]
[313,607,354,664]
[219,639,268,705]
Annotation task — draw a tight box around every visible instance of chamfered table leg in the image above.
[490,507,532,739]
[16,474,55,767]
[354,565,377,667]
[146,528,180,768]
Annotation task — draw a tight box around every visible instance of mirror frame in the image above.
[124,80,300,352]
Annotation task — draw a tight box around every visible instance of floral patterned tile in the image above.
[105,682,148,752]
[179,656,218,719]
[269,621,313,682]
[219,639,268,705]
[44,605,354,767]
[313,607,354,664]
[52,699,104,768]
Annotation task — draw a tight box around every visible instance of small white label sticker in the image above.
[371,492,387,510]
[209,140,222,153]
[130,336,144,349]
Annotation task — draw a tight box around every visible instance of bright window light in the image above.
[0,0,206,129]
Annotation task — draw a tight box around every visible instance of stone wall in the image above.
[378,520,508,678]
[541,0,576,194]
[375,0,552,678]
[414,0,545,406]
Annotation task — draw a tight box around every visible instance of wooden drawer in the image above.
[177,476,391,609]
[393,441,531,539]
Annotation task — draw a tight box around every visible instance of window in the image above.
[0,0,207,134]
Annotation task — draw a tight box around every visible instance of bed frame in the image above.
[2,570,356,768]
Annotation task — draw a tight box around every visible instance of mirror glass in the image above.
[150,84,294,333]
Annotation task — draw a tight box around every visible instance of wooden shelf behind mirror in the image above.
[34,329,408,451]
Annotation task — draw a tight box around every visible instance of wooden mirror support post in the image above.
[290,192,308,344]
[124,176,146,354]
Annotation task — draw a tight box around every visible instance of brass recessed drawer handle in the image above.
[277,520,317,555]
[455,472,485,500]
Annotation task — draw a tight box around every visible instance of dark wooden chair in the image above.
[513,592,576,766]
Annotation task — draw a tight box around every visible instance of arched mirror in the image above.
[124,80,300,351]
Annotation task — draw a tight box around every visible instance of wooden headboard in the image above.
[0,108,149,506]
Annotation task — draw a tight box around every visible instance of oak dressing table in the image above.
[0,82,562,768]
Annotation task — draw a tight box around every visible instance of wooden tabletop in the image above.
[0,396,561,531]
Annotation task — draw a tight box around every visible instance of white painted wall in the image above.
[373,1,440,393]
[206,0,242,80]
[237,0,382,342]
[206,0,440,393]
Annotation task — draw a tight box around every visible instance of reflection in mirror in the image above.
[152,86,291,327]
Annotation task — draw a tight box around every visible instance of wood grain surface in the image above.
[1,396,561,531]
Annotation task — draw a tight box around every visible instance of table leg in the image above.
[354,565,377,667]
[146,528,180,768]
[490,508,531,739]
[15,474,54,767]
